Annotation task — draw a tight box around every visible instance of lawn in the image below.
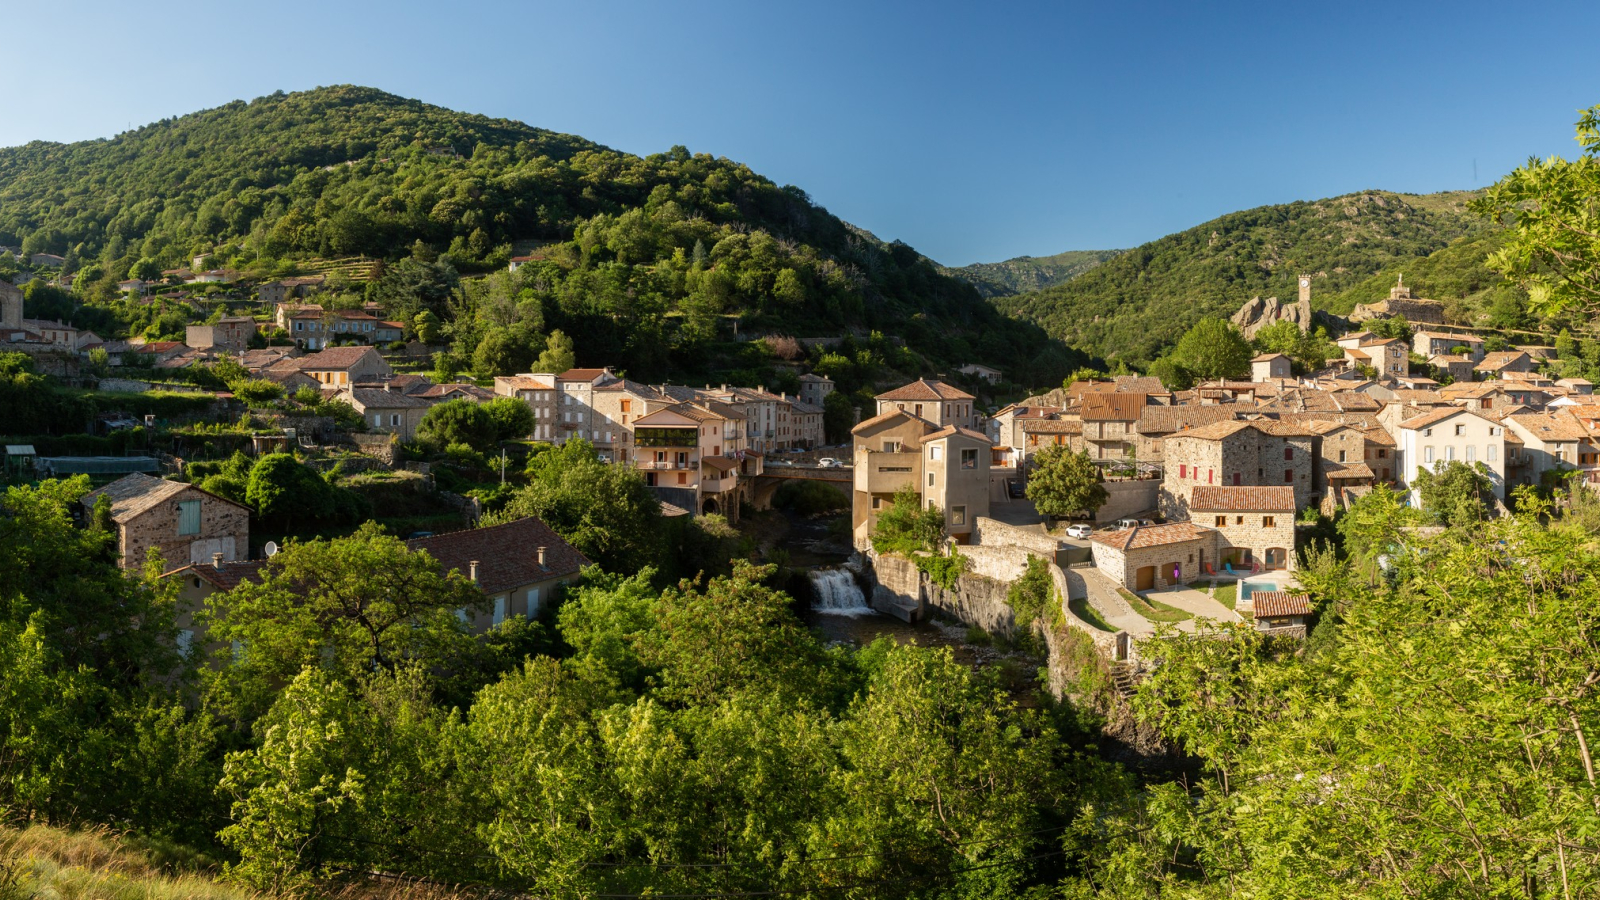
[1213,582,1237,610]
[1068,596,1116,632]
[1118,587,1193,624]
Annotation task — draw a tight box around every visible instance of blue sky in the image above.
[4,0,1598,265]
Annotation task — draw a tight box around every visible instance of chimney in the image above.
[469,560,479,583]
[537,547,547,566]
[212,552,224,569]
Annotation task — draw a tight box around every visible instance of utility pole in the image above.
[500,448,507,486]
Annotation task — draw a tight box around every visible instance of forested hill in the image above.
[994,190,1490,365]
[0,85,1078,383]
[943,249,1121,297]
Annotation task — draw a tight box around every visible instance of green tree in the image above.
[1170,316,1252,382]
[1025,445,1108,522]
[230,379,284,406]
[418,399,496,452]
[870,485,945,556]
[413,309,441,344]
[245,453,334,529]
[1412,459,1495,527]
[534,328,576,373]
[491,438,662,573]
[128,257,161,282]
[483,396,535,441]
[472,328,533,377]
[821,390,855,444]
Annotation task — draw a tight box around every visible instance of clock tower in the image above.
[1297,274,1311,307]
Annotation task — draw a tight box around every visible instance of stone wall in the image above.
[924,570,1019,638]
[1193,510,1297,571]
[972,517,1062,559]
[97,377,153,393]
[1098,480,1159,523]
[351,432,398,466]
[867,551,923,621]
[120,486,250,570]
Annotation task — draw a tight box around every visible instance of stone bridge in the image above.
[752,463,852,507]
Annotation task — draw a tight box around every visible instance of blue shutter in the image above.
[178,500,201,536]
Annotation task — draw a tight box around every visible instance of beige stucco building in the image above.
[850,409,992,548]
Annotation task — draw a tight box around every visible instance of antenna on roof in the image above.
[264,541,279,558]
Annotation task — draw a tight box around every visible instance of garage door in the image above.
[1134,566,1156,591]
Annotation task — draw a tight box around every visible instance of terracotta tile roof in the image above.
[1081,392,1147,421]
[83,473,248,522]
[1251,591,1312,617]
[1251,352,1288,362]
[918,425,992,444]
[407,517,589,595]
[852,408,934,434]
[1113,375,1169,395]
[1476,351,1530,371]
[1389,389,1446,405]
[292,346,384,371]
[1507,412,1588,442]
[1397,407,1493,431]
[343,387,433,409]
[1091,521,1213,552]
[165,560,269,591]
[1429,354,1472,365]
[1325,461,1376,480]
[556,367,614,383]
[1170,419,1313,442]
[498,374,556,390]
[1440,382,1502,398]
[1189,486,1296,512]
[1136,405,1238,435]
[875,378,974,402]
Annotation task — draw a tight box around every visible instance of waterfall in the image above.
[809,568,873,616]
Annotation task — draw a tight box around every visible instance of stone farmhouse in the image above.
[1187,486,1297,572]
[1160,420,1315,520]
[407,517,589,634]
[84,473,250,570]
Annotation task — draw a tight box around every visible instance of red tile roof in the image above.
[1189,486,1295,512]
[1081,392,1147,421]
[292,346,384,371]
[1091,522,1213,552]
[407,517,589,595]
[1251,591,1312,617]
[875,378,974,402]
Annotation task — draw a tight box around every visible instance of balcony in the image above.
[638,460,695,471]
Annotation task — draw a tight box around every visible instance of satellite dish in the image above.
[264,541,279,558]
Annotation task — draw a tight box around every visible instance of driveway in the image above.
[1154,585,1245,626]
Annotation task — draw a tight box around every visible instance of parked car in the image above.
[817,457,841,468]
[1006,479,1025,499]
[1065,523,1093,539]
[1114,518,1142,530]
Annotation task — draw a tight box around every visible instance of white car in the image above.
[1065,524,1093,539]
[817,457,841,468]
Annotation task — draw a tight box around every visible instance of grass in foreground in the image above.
[1213,582,1237,610]
[1118,588,1193,623]
[1068,596,1116,631]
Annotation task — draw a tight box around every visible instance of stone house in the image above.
[1134,405,1239,463]
[407,517,589,634]
[1080,392,1147,461]
[494,374,561,442]
[1558,378,1594,396]
[1475,351,1533,379]
[288,346,393,387]
[1160,420,1315,520]
[84,473,250,570]
[158,558,269,661]
[1187,486,1297,572]
[874,379,980,431]
[185,316,258,351]
[1303,420,1377,509]
[797,373,834,409]
[1415,331,1485,362]
[1251,352,1291,382]
[1089,522,1221,591]
[337,386,433,441]
[1429,354,1475,383]
[1502,411,1585,491]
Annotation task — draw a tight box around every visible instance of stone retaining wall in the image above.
[1098,479,1160,523]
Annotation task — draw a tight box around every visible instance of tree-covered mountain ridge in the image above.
[995,189,1493,365]
[0,85,1074,382]
[942,249,1123,297]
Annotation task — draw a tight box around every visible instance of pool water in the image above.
[1239,580,1274,602]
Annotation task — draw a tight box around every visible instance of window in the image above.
[930,446,942,461]
[1424,427,1433,437]
[1231,472,1239,485]
[1466,445,1475,462]
[883,440,902,452]
[621,399,631,413]
[928,473,934,487]
[1338,450,1347,463]
[1455,424,1465,436]
[677,472,687,485]
[1424,446,1435,463]
[961,448,977,469]
[1214,515,1227,527]
[526,588,541,619]
[1284,447,1293,460]
[1235,515,1244,525]
[493,596,506,626]
[1488,444,1498,462]
[951,505,967,526]
[1263,516,1275,527]
[872,497,882,509]
[1284,469,1293,483]
[1179,464,1187,478]
[176,629,194,658]
[1379,448,1387,458]
[178,500,201,536]
[1446,446,1455,461]
[390,413,400,427]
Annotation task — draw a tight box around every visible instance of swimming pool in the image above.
[1239,580,1274,602]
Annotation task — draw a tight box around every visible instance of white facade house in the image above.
[1391,407,1506,504]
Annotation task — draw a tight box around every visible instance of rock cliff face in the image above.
[1230,295,1313,339]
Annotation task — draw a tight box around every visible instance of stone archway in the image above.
[702,497,720,516]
